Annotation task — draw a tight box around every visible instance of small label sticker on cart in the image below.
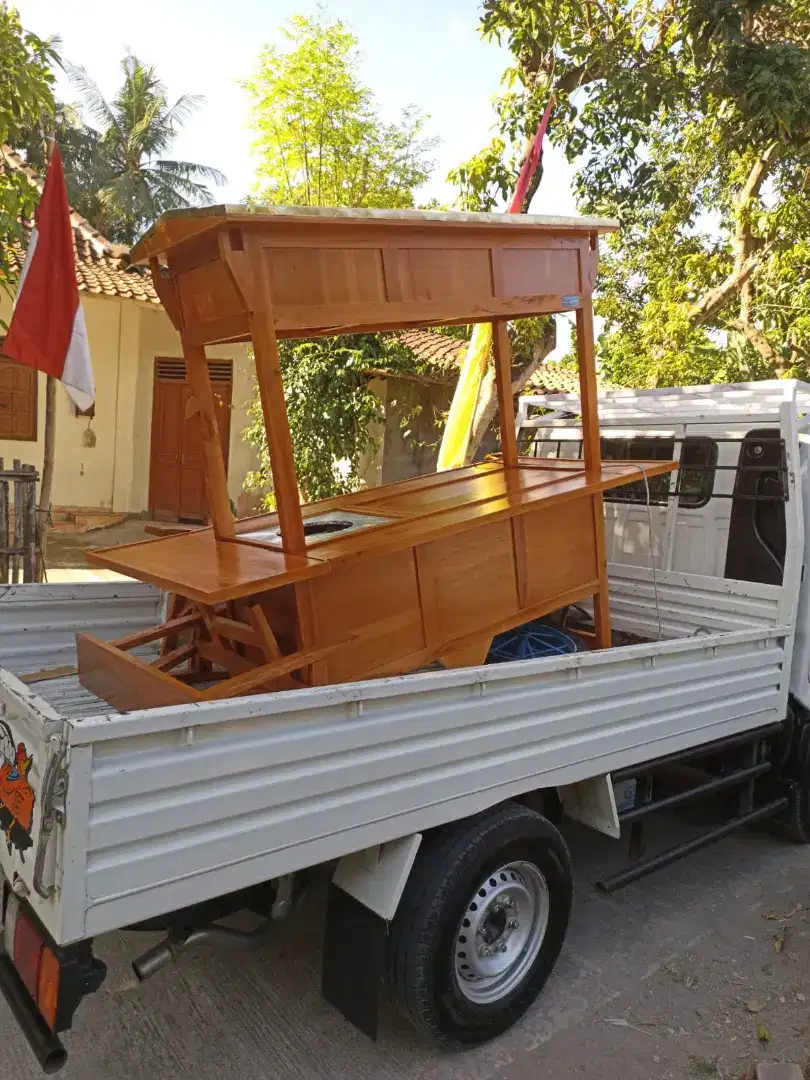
[561,295,579,307]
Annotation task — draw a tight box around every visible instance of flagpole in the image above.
[37,134,56,581]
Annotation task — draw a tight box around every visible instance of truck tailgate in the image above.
[0,669,69,944]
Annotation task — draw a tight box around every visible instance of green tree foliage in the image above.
[244,335,421,504]
[39,55,226,244]
[245,11,436,209]
[0,4,55,302]
[457,0,810,386]
[243,11,438,503]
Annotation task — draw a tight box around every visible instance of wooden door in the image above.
[149,358,232,522]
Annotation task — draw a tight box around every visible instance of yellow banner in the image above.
[435,323,492,471]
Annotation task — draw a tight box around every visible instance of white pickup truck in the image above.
[1,380,809,1072]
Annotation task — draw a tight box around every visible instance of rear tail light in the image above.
[3,892,60,1031]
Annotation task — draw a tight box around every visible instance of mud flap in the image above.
[321,882,387,1040]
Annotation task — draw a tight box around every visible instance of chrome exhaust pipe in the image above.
[132,920,276,982]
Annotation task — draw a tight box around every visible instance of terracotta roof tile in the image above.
[393,328,614,394]
[1,145,159,305]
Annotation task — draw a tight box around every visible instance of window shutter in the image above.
[0,356,37,441]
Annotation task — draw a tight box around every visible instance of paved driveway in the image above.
[1,820,809,1080]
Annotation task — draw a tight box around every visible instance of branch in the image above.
[687,251,761,325]
[555,61,604,94]
[738,141,780,207]
[733,319,789,376]
[687,143,780,328]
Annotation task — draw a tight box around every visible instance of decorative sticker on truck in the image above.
[0,720,35,859]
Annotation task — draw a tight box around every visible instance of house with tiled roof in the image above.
[393,327,614,395]
[362,327,615,486]
[0,147,257,523]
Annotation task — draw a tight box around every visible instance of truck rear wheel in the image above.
[387,802,572,1046]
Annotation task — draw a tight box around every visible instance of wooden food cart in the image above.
[78,206,675,710]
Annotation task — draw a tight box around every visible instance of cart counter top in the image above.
[86,458,675,606]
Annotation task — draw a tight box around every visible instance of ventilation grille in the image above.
[155,358,232,383]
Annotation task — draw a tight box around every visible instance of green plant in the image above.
[245,9,436,209]
[244,335,422,504]
[54,54,225,244]
[242,9,439,501]
[455,0,810,386]
[0,4,55,305]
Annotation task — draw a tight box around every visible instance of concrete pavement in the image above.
[1,817,809,1079]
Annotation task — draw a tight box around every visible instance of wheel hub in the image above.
[454,860,549,1004]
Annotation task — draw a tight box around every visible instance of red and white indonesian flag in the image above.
[3,147,95,410]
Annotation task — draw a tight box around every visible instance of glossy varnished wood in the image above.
[77,634,204,711]
[85,528,329,605]
[75,205,673,708]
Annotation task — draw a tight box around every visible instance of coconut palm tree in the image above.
[63,54,226,244]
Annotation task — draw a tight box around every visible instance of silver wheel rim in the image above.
[453,860,549,1005]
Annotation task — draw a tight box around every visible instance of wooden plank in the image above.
[200,643,337,700]
[364,578,603,680]
[77,634,203,710]
[245,235,306,555]
[151,642,197,672]
[307,549,424,684]
[132,211,617,268]
[419,519,519,643]
[149,257,183,329]
[161,593,187,654]
[271,294,582,340]
[521,500,598,605]
[112,611,202,651]
[182,342,235,540]
[575,301,601,475]
[19,665,78,684]
[244,604,282,660]
[210,615,261,648]
[197,641,256,675]
[590,492,612,649]
[85,529,329,606]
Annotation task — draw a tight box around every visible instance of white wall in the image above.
[0,291,259,515]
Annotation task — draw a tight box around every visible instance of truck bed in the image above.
[0,593,790,949]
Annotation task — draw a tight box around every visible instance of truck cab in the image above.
[516,379,810,710]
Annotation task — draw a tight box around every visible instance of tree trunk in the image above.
[686,142,779,330]
[466,322,557,462]
[37,375,56,580]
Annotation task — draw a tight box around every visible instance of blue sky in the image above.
[14,0,578,214]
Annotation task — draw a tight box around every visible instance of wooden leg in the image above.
[591,491,611,648]
[182,342,235,540]
[246,240,306,554]
[592,580,611,649]
[575,302,601,476]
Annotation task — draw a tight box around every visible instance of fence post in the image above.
[11,458,21,584]
[23,465,37,583]
[0,458,7,585]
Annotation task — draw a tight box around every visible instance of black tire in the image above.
[387,801,572,1046]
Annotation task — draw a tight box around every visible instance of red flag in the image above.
[508,100,554,214]
[3,147,94,410]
